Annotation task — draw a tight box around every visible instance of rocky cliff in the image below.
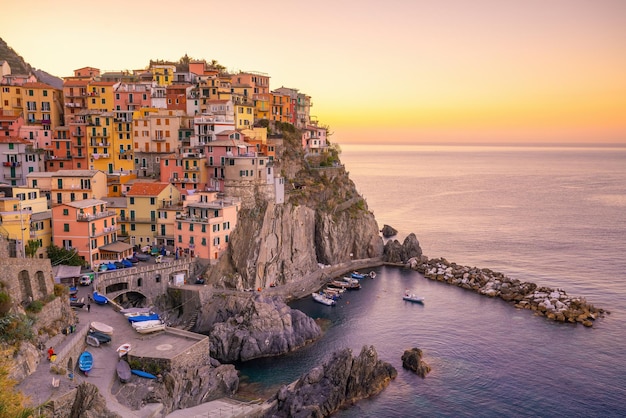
[210,131,383,291]
[259,345,397,417]
[194,293,321,362]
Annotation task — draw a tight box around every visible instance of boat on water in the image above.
[79,351,93,375]
[329,279,360,290]
[117,360,132,383]
[92,292,108,305]
[321,289,341,300]
[90,321,114,335]
[350,271,377,279]
[131,319,162,329]
[88,330,112,344]
[116,343,131,357]
[131,369,157,379]
[403,292,425,304]
[127,313,160,323]
[135,322,166,334]
[312,292,336,306]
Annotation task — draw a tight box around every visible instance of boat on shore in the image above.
[88,330,112,344]
[90,321,114,335]
[92,292,108,305]
[312,292,336,306]
[135,322,166,334]
[131,319,162,329]
[79,351,93,375]
[116,343,131,357]
[131,369,157,379]
[120,307,154,315]
[85,335,100,347]
[117,360,132,383]
[127,313,160,323]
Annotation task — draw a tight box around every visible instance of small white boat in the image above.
[403,293,425,304]
[131,319,162,329]
[85,334,100,347]
[312,292,336,306]
[120,307,154,315]
[116,343,131,357]
[90,321,114,335]
[135,323,166,334]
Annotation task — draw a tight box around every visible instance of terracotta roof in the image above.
[63,79,89,87]
[0,137,31,144]
[126,182,170,196]
[90,81,116,86]
[22,82,57,89]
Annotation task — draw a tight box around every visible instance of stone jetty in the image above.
[410,257,607,327]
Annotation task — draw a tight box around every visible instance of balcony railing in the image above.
[3,174,22,179]
[76,210,116,222]
[128,217,157,223]
[90,225,120,238]
[3,161,20,167]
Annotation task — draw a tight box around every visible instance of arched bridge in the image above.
[95,259,193,305]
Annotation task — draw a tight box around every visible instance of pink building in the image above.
[52,198,132,269]
[201,131,256,191]
[175,191,240,261]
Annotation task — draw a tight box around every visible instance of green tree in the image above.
[46,244,85,267]
[24,240,39,258]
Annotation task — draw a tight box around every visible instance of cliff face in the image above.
[214,131,383,290]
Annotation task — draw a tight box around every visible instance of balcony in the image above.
[91,153,110,159]
[90,225,120,238]
[3,173,22,179]
[184,166,200,171]
[128,217,157,224]
[90,141,111,147]
[76,210,116,222]
[169,177,197,183]
[3,161,20,167]
[152,137,166,142]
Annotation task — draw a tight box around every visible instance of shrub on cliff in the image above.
[0,292,11,316]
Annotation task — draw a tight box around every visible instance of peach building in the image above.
[175,191,240,261]
[52,198,131,269]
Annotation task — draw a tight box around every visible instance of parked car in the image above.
[121,259,133,268]
[79,274,93,286]
[106,262,117,270]
[114,261,125,269]
[128,255,139,264]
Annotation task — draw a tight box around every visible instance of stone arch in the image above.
[18,270,33,304]
[112,291,148,307]
[35,271,47,298]
[155,274,161,284]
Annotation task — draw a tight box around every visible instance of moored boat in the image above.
[312,292,336,306]
[403,292,425,304]
[350,271,367,279]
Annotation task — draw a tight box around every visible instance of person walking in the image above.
[87,302,91,313]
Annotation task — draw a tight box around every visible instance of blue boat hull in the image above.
[128,313,160,323]
[79,351,93,373]
[131,369,157,379]
[93,292,108,305]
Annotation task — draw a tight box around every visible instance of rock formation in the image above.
[401,348,431,377]
[381,224,398,238]
[260,345,397,417]
[383,232,424,264]
[112,361,238,414]
[197,293,321,362]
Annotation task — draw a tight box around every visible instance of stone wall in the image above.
[0,245,55,305]
[96,259,192,304]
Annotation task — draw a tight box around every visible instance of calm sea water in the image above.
[237,144,626,417]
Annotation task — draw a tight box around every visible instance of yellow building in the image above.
[86,81,115,112]
[150,63,176,86]
[27,169,108,206]
[21,82,64,130]
[234,103,255,130]
[125,182,181,248]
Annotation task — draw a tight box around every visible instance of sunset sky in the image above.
[2,0,625,144]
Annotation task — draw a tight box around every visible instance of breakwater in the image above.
[410,257,607,327]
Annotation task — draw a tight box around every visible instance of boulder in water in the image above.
[401,347,431,378]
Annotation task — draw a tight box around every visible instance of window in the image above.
[201,224,206,233]
[130,197,134,204]
[202,237,207,246]
[178,235,182,243]
[63,209,69,215]
[150,197,155,205]
[131,224,136,231]
[63,223,70,232]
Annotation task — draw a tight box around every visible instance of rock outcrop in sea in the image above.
[259,345,397,417]
[401,347,431,378]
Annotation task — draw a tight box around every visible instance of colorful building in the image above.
[0,137,41,186]
[125,182,181,248]
[175,191,240,261]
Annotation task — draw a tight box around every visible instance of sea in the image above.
[236,144,626,417]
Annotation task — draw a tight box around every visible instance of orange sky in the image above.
[2,0,625,144]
